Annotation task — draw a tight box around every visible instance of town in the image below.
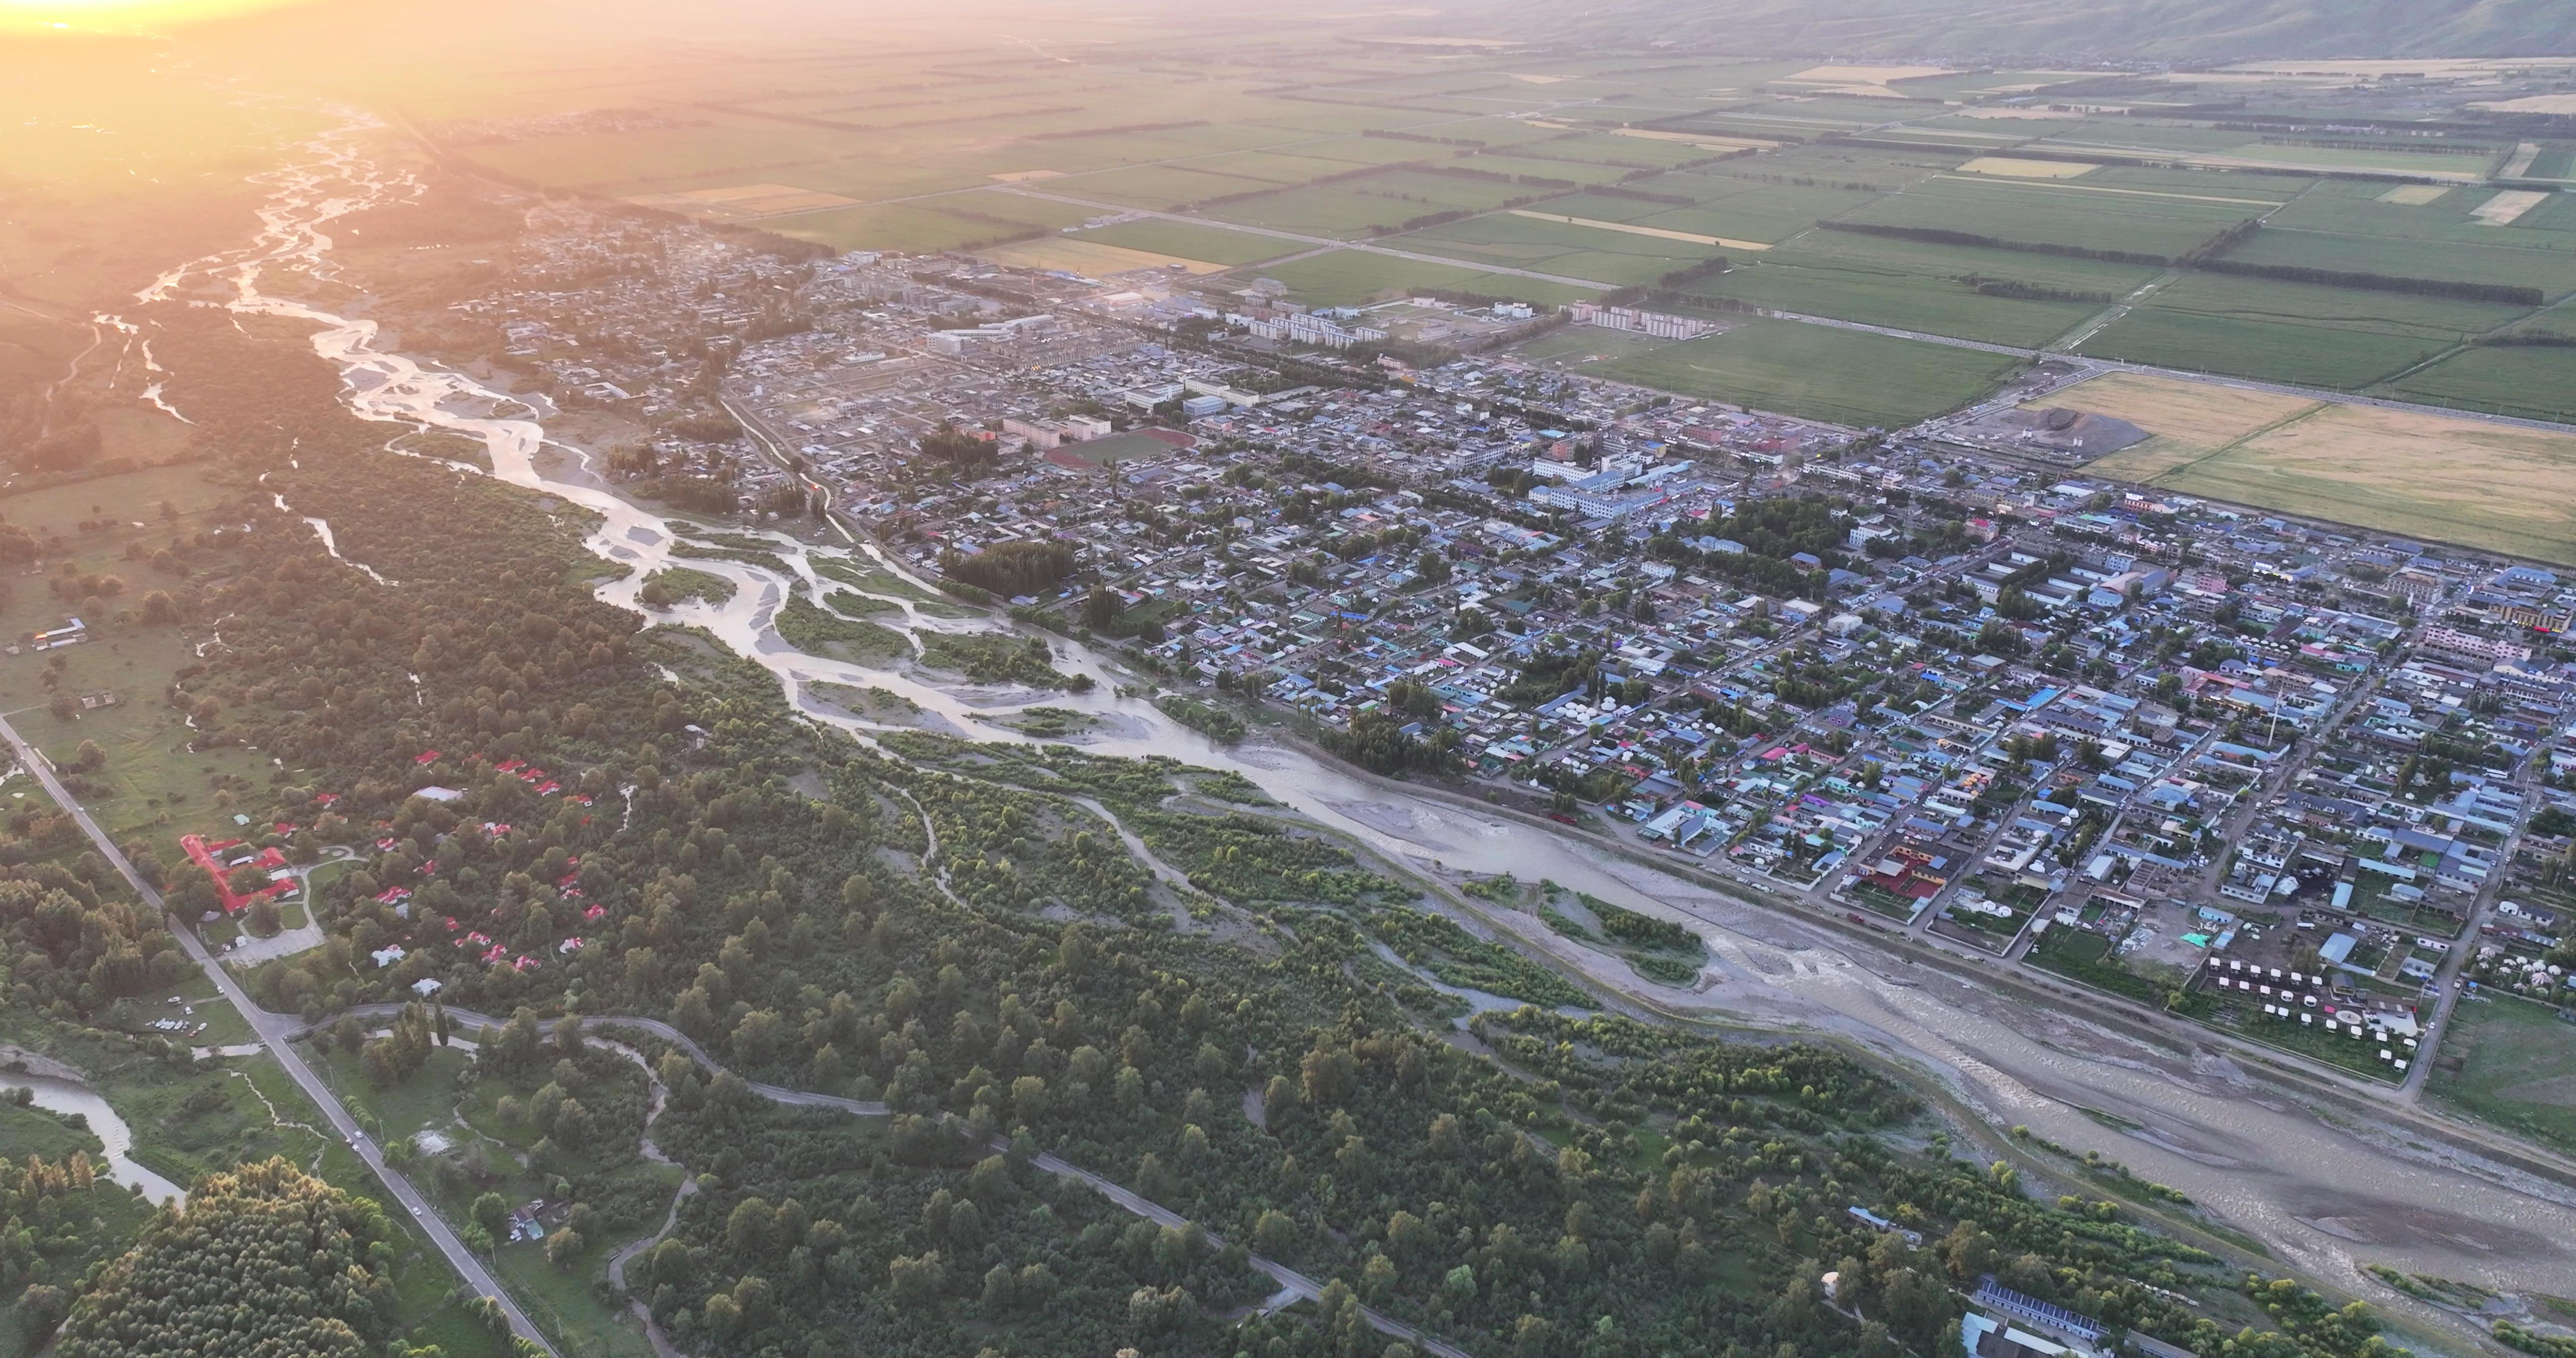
[409,193,2576,1099]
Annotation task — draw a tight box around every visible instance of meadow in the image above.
[1588,316,2025,429]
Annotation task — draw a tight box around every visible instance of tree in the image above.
[17,1284,65,1346]
[246,897,283,937]
[472,1192,511,1239]
[57,1160,394,1358]
[544,1229,585,1270]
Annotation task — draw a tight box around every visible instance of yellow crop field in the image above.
[1958,157,2098,179]
[2377,185,2454,205]
[2066,372,2576,565]
[2471,190,2550,226]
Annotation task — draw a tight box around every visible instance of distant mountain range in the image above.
[1440,0,2576,61]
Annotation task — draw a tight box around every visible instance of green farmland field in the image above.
[1589,316,2022,428]
[2264,179,2576,245]
[1248,248,1601,307]
[1686,257,2106,348]
[2385,345,2576,422]
[2430,997,2576,1157]
[2221,226,2576,300]
[1389,212,1726,287]
[767,201,1045,253]
[2076,308,2447,389]
[1839,178,2256,259]
[1075,218,1300,266]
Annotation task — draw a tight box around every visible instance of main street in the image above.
[0,714,559,1356]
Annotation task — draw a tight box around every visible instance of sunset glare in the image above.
[0,0,309,34]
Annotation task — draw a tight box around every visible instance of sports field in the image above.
[2069,371,2576,565]
[2429,997,2576,1157]
[1589,316,2024,429]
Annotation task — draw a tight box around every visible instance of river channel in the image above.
[122,117,2576,1327]
[0,1072,186,1205]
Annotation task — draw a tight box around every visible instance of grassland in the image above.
[2428,997,2576,1157]
[1588,316,2023,429]
[2068,371,2576,565]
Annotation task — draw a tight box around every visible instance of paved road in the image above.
[0,716,559,1356]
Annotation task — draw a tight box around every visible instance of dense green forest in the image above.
[57,1159,400,1358]
[12,303,2416,1358]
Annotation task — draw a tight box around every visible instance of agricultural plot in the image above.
[1249,248,1598,307]
[1044,163,1286,210]
[973,236,1230,277]
[1839,178,2258,259]
[2264,178,2576,245]
[1202,171,1532,238]
[1454,153,1636,186]
[2219,226,2576,299]
[2429,997,2576,1157]
[1182,150,1385,186]
[1590,316,2022,429]
[2076,308,2450,389]
[2076,272,2530,388]
[767,201,1055,253]
[1683,253,2113,349]
[1073,218,1301,267]
[1563,131,1757,168]
[2072,372,2576,566]
[2384,345,2576,423]
[1559,178,1886,245]
[1388,212,1729,286]
[463,121,875,193]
